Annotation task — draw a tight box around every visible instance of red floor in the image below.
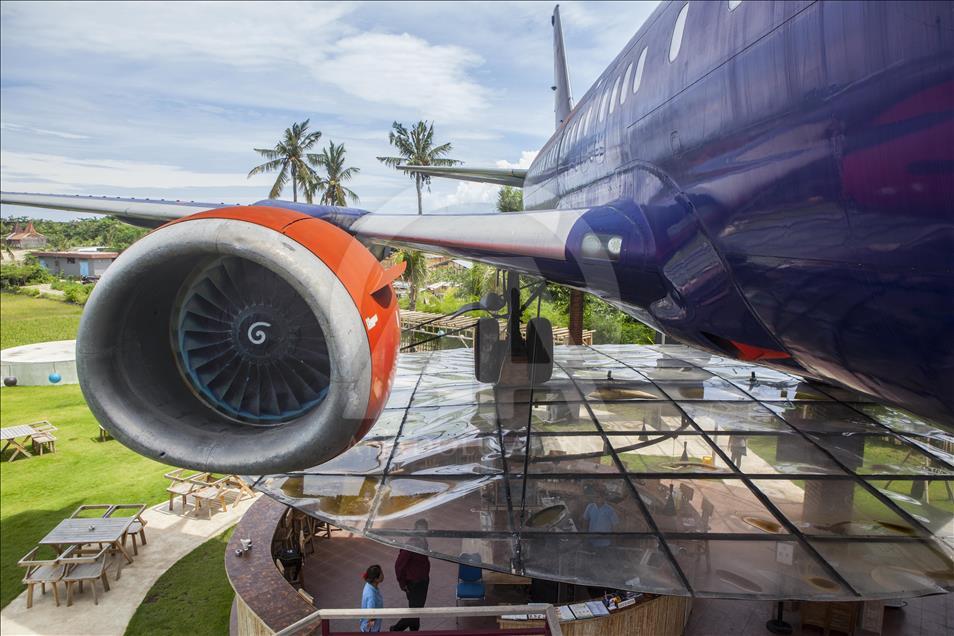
[301,532,953,635]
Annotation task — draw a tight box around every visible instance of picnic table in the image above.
[38,516,138,572]
[1,424,38,461]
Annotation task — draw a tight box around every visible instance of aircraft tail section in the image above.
[552,4,573,128]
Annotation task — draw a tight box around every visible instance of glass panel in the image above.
[865,479,954,544]
[390,435,502,475]
[364,409,406,439]
[635,478,786,535]
[508,435,622,475]
[577,376,668,402]
[752,479,920,537]
[612,434,732,474]
[368,475,505,532]
[810,540,954,598]
[529,402,599,434]
[679,402,792,432]
[596,402,691,434]
[522,534,686,594]
[367,532,517,583]
[400,404,498,441]
[808,433,954,476]
[899,434,954,467]
[308,438,395,475]
[641,366,713,381]
[767,403,885,433]
[265,474,380,530]
[513,477,651,533]
[710,433,848,475]
[672,538,849,598]
[855,404,947,437]
[655,378,750,401]
[713,366,832,401]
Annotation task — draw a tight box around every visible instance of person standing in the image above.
[360,564,384,633]
[583,488,620,549]
[390,525,431,632]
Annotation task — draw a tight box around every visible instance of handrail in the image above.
[275,604,563,636]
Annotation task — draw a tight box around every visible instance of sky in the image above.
[0,1,659,220]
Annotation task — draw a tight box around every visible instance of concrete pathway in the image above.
[1,495,259,635]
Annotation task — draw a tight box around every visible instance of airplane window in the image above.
[609,75,621,115]
[670,3,689,62]
[633,47,647,93]
[620,62,633,105]
[729,0,742,9]
[599,88,610,122]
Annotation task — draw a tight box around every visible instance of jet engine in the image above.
[77,206,402,474]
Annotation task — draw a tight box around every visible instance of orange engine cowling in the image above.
[76,207,402,473]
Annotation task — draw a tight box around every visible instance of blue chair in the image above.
[456,554,485,607]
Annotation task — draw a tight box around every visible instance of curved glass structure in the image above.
[251,345,954,599]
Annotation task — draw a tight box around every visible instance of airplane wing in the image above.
[399,165,527,187]
[0,192,614,284]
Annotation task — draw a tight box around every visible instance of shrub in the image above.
[0,261,50,289]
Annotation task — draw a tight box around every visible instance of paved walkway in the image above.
[1,495,259,635]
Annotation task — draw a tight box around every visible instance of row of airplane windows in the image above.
[540,1,743,169]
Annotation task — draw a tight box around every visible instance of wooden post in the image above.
[568,290,584,345]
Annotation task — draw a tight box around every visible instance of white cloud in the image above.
[0,151,271,191]
[496,150,538,170]
[318,32,489,123]
[1,121,89,140]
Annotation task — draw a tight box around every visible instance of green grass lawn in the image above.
[0,385,171,608]
[1,292,83,349]
[125,527,235,636]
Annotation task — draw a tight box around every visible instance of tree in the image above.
[497,186,523,212]
[248,119,322,202]
[377,121,461,214]
[314,141,360,206]
[395,250,427,310]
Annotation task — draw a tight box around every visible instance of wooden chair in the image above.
[69,504,116,518]
[190,474,232,518]
[800,600,859,635]
[226,475,257,503]
[60,546,120,606]
[30,422,57,455]
[104,504,148,556]
[297,589,315,606]
[18,547,66,609]
[299,529,315,556]
[165,469,204,512]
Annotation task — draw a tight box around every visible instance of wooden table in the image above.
[483,570,532,586]
[1,424,37,461]
[38,517,136,571]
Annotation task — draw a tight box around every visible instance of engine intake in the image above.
[77,207,401,473]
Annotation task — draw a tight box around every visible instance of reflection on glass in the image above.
[679,402,791,432]
[611,434,731,474]
[635,478,785,535]
[865,479,954,543]
[753,479,918,537]
[711,434,847,475]
[514,477,650,532]
[808,433,954,476]
[655,378,750,401]
[596,402,689,434]
[811,540,954,597]
[767,402,884,433]
[672,539,847,598]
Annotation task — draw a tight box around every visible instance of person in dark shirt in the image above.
[389,521,431,632]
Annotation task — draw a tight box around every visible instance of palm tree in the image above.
[377,121,461,214]
[315,141,360,206]
[395,250,427,310]
[248,119,322,202]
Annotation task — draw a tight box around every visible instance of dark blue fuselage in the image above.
[525,1,954,424]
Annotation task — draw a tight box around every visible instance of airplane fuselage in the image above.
[524,1,954,423]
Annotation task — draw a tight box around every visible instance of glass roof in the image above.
[250,345,954,600]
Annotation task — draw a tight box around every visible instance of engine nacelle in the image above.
[77,206,401,473]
